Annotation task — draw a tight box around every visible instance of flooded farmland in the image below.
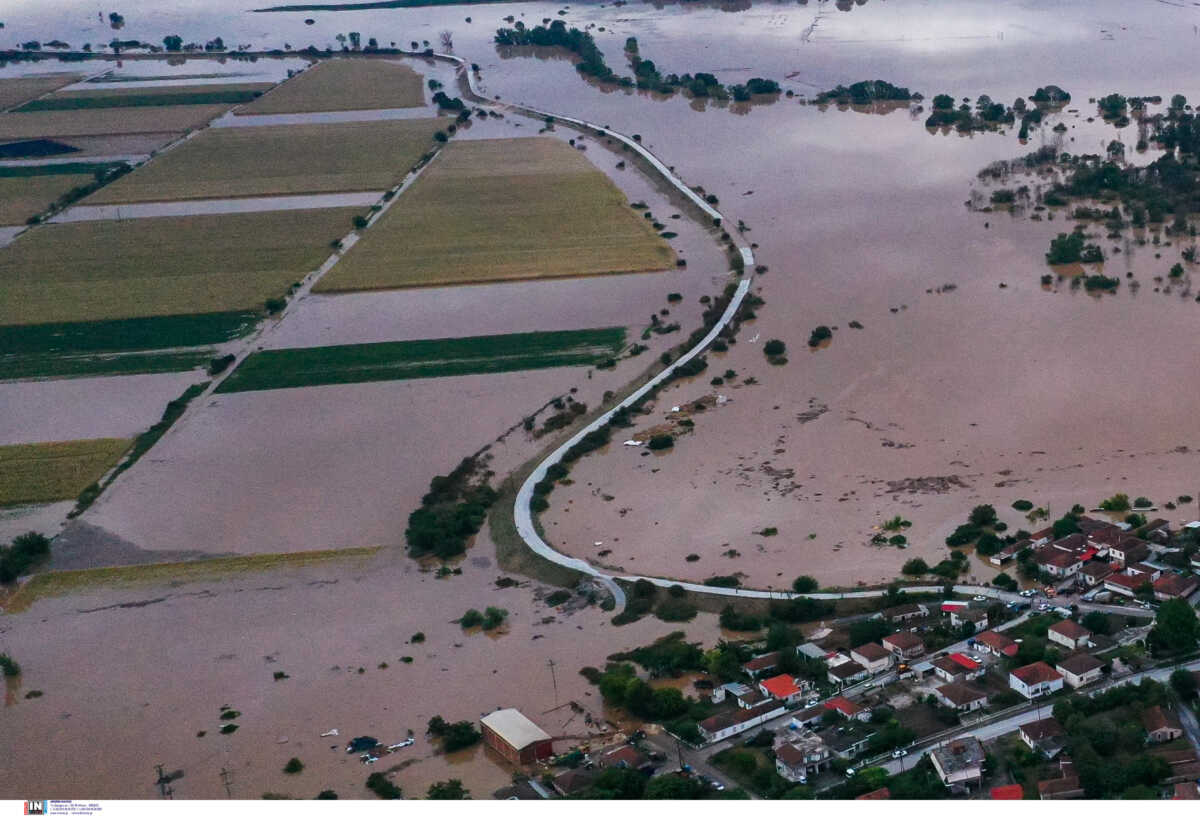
[3,0,1200,801]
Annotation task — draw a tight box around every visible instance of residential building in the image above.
[797,642,828,660]
[1009,662,1064,699]
[1154,572,1199,602]
[1126,562,1163,583]
[1107,536,1150,567]
[1078,560,1114,587]
[1056,653,1103,689]
[480,708,554,764]
[824,696,869,722]
[929,737,985,788]
[711,682,764,709]
[1174,781,1199,800]
[932,653,984,683]
[850,642,892,674]
[879,603,928,623]
[989,540,1027,566]
[823,726,872,760]
[1019,718,1065,758]
[1034,548,1083,578]
[1143,705,1184,743]
[742,651,780,678]
[949,606,988,629]
[856,788,890,800]
[1037,773,1083,800]
[552,768,596,797]
[759,674,805,705]
[827,661,869,686]
[1104,571,1152,598]
[1047,620,1093,650]
[973,630,1018,658]
[596,745,650,771]
[881,631,925,660]
[697,700,786,743]
[773,731,832,783]
[933,681,989,712]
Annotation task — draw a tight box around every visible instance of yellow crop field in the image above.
[0,105,230,139]
[0,438,131,506]
[88,118,443,203]
[237,59,425,114]
[316,137,676,292]
[0,174,92,225]
[0,208,358,325]
[0,75,80,111]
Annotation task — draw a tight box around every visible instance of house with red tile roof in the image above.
[824,696,870,722]
[1107,536,1150,567]
[934,681,989,712]
[973,630,1018,658]
[1103,571,1152,598]
[856,788,890,800]
[1144,705,1184,743]
[1034,547,1083,578]
[1154,572,1199,602]
[1057,653,1103,689]
[933,653,984,683]
[990,784,1024,800]
[1009,662,1064,699]
[1019,718,1065,758]
[1047,619,1092,650]
[742,651,780,677]
[758,674,805,704]
[881,631,925,660]
[850,642,892,674]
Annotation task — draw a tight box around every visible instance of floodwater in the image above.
[52,191,385,221]
[0,371,204,445]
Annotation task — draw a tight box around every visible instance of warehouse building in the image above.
[480,708,554,764]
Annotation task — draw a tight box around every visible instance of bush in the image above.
[807,326,832,347]
[411,632,426,643]
[1133,496,1152,508]
[993,573,1018,591]
[648,434,674,450]
[480,606,508,631]
[704,575,740,588]
[763,338,786,356]
[1012,499,1034,512]
[969,504,998,527]
[654,597,698,622]
[792,575,818,593]
[0,652,20,677]
[1099,493,1130,512]
[719,604,762,631]
[460,609,484,628]
[901,558,928,576]
[352,214,369,230]
[545,589,572,606]
[0,531,51,584]
[434,130,449,143]
[366,773,402,799]
[283,758,304,774]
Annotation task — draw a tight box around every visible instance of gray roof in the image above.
[797,643,827,659]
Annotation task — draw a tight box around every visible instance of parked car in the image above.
[845,768,857,778]
[891,749,908,759]
[973,595,987,602]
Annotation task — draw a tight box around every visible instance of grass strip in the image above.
[216,327,627,393]
[0,162,126,178]
[0,312,259,355]
[1,350,210,381]
[16,90,265,112]
[1,546,381,613]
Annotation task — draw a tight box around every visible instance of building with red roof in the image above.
[974,630,1018,658]
[1009,662,1064,699]
[932,653,984,682]
[824,696,869,721]
[856,788,890,800]
[1047,619,1092,650]
[1154,573,1199,602]
[881,631,925,660]
[991,784,1024,800]
[758,674,804,704]
[1104,571,1152,598]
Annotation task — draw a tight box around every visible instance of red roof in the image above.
[949,652,981,670]
[1048,620,1091,641]
[760,674,802,699]
[882,631,924,650]
[975,630,1018,657]
[743,651,780,671]
[941,602,968,612]
[991,784,1024,800]
[856,788,890,800]
[1011,661,1063,685]
[1106,572,1151,591]
[1154,573,1200,598]
[824,696,865,718]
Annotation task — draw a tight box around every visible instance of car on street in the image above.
[711,781,726,791]
[845,768,857,778]
[973,595,987,602]
[891,749,908,758]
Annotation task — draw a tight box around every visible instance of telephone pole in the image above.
[547,659,559,707]
[220,766,234,799]
[154,764,173,799]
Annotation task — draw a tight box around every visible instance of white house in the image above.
[1056,654,1103,689]
[850,642,892,674]
[1009,662,1064,699]
[1047,620,1092,651]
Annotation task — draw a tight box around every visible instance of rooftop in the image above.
[932,655,970,677]
[699,700,784,733]
[936,681,988,707]
[1037,775,1083,798]
[881,602,926,619]
[480,708,552,750]
[1035,549,1079,569]
[1011,661,1063,685]
[1048,619,1091,641]
[1057,653,1103,676]
[974,630,1018,656]
[851,642,890,661]
[743,651,780,672]
[948,652,981,670]
[828,661,867,680]
[824,696,865,718]
[1020,717,1065,742]
[930,736,985,775]
[1105,572,1151,590]
[760,674,803,699]
[856,788,891,800]
[991,784,1024,800]
[882,631,924,650]
[1143,705,1183,734]
[1154,573,1199,597]
[1080,560,1114,578]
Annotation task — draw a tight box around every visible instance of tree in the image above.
[644,774,707,799]
[1150,598,1200,654]
[1081,611,1112,636]
[585,767,646,799]
[283,757,304,774]
[163,35,183,51]
[427,779,469,799]
[1171,668,1198,700]
[763,338,786,357]
[849,619,891,648]
[901,558,929,576]
[969,504,997,527]
[1099,493,1131,512]
[366,773,402,799]
[791,575,818,593]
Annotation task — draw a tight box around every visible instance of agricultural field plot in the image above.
[87,118,443,203]
[236,59,424,114]
[0,75,80,111]
[316,137,675,292]
[0,173,93,225]
[0,438,130,506]
[0,311,258,380]
[217,326,627,392]
[0,105,231,139]
[15,83,275,111]
[0,208,357,325]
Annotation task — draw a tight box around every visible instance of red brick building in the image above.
[481,708,554,764]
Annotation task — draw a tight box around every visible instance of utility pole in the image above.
[547,659,558,708]
[220,766,234,799]
[154,764,173,799]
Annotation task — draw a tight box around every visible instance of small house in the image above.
[850,642,892,674]
[1056,653,1103,689]
[929,737,985,788]
[1143,705,1184,743]
[1009,662,1064,699]
[933,681,989,712]
[881,631,925,660]
[1047,620,1093,651]
[1019,717,1065,758]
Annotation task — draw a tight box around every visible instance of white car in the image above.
[891,749,908,759]
[973,595,987,602]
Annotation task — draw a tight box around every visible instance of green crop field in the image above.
[0,209,357,326]
[0,438,131,506]
[217,327,627,392]
[237,59,424,114]
[316,137,675,292]
[16,85,273,111]
[88,118,443,203]
[3,349,212,381]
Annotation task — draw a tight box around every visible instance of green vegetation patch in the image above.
[0,438,131,506]
[3,349,211,380]
[217,327,627,393]
[16,89,265,112]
